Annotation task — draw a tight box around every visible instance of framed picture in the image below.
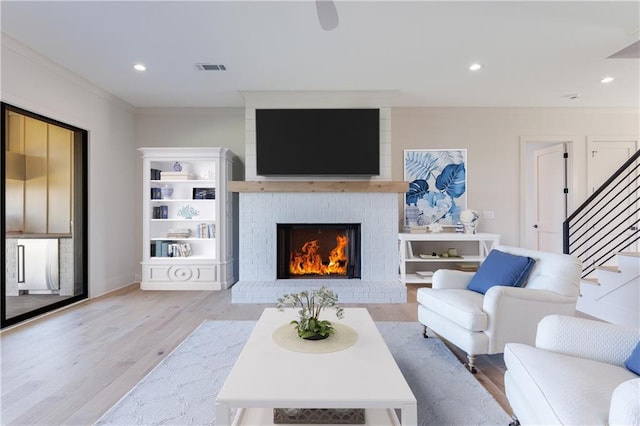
[404,149,467,226]
[192,187,216,200]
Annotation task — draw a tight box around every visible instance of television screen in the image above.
[256,109,380,176]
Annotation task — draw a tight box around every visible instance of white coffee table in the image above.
[216,307,417,426]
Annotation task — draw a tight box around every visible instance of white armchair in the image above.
[417,245,582,372]
[504,315,640,425]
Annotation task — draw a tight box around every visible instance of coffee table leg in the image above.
[216,401,231,425]
[402,402,418,426]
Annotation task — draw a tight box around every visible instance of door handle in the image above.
[533,224,538,229]
[17,244,25,283]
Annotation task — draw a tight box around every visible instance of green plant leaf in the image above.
[299,330,317,339]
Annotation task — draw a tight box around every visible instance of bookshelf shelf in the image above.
[139,147,235,291]
[150,199,214,203]
[398,233,500,287]
[151,179,216,184]
[149,218,215,221]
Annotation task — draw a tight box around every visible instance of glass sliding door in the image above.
[1,103,88,328]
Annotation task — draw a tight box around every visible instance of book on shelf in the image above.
[168,242,192,257]
[167,228,191,238]
[152,240,192,257]
[150,187,162,200]
[193,187,215,199]
[160,171,195,180]
[402,225,429,233]
[152,205,169,219]
[455,263,479,272]
[150,168,161,180]
[196,222,216,238]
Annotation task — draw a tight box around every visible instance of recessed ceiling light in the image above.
[601,76,614,83]
[134,64,146,71]
[469,63,482,71]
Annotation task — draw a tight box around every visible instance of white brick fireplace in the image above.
[231,191,405,303]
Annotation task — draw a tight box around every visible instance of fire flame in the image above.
[289,235,348,276]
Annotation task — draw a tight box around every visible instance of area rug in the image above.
[96,321,511,425]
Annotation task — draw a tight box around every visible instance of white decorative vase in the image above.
[461,220,478,234]
[160,185,173,199]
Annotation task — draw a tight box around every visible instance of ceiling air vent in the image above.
[196,63,227,71]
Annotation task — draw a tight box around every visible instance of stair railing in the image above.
[563,149,640,279]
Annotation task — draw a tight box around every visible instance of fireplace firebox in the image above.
[277,224,361,279]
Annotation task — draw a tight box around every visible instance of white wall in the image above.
[392,107,640,245]
[133,106,639,249]
[2,35,138,297]
[134,108,245,172]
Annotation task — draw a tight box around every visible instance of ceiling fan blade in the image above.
[315,0,339,31]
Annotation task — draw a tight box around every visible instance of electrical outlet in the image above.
[134,274,142,282]
[483,210,495,220]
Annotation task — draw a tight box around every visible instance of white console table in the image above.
[399,232,500,285]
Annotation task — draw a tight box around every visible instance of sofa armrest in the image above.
[431,269,474,290]
[481,287,578,353]
[535,315,640,366]
[610,378,640,426]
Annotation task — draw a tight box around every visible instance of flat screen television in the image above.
[255,108,380,176]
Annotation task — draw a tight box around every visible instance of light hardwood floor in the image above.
[0,284,511,425]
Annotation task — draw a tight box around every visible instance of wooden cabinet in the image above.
[398,232,500,285]
[139,147,235,290]
[5,111,72,234]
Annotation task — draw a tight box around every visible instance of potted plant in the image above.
[276,286,344,340]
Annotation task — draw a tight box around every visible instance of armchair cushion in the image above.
[467,249,536,294]
[417,288,486,331]
[625,341,640,375]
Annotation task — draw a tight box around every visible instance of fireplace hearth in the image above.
[277,224,361,280]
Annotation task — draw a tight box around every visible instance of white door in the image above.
[587,140,637,194]
[585,139,638,264]
[532,144,567,253]
[521,137,575,252]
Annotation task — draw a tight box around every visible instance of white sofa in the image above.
[417,245,582,372]
[505,315,640,425]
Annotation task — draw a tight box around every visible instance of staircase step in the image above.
[596,265,621,273]
[581,277,600,286]
[615,252,640,258]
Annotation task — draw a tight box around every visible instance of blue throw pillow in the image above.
[467,249,536,294]
[625,341,640,375]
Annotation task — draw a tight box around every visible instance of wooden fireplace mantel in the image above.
[228,180,409,193]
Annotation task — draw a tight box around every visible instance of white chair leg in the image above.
[467,354,477,374]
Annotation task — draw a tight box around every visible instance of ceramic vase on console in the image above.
[405,205,422,227]
[460,209,479,234]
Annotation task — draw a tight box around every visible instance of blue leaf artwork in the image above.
[404,149,467,226]
[406,179,429,205]
[435,163,466,199]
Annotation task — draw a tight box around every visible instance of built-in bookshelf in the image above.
[139,147,235,290]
